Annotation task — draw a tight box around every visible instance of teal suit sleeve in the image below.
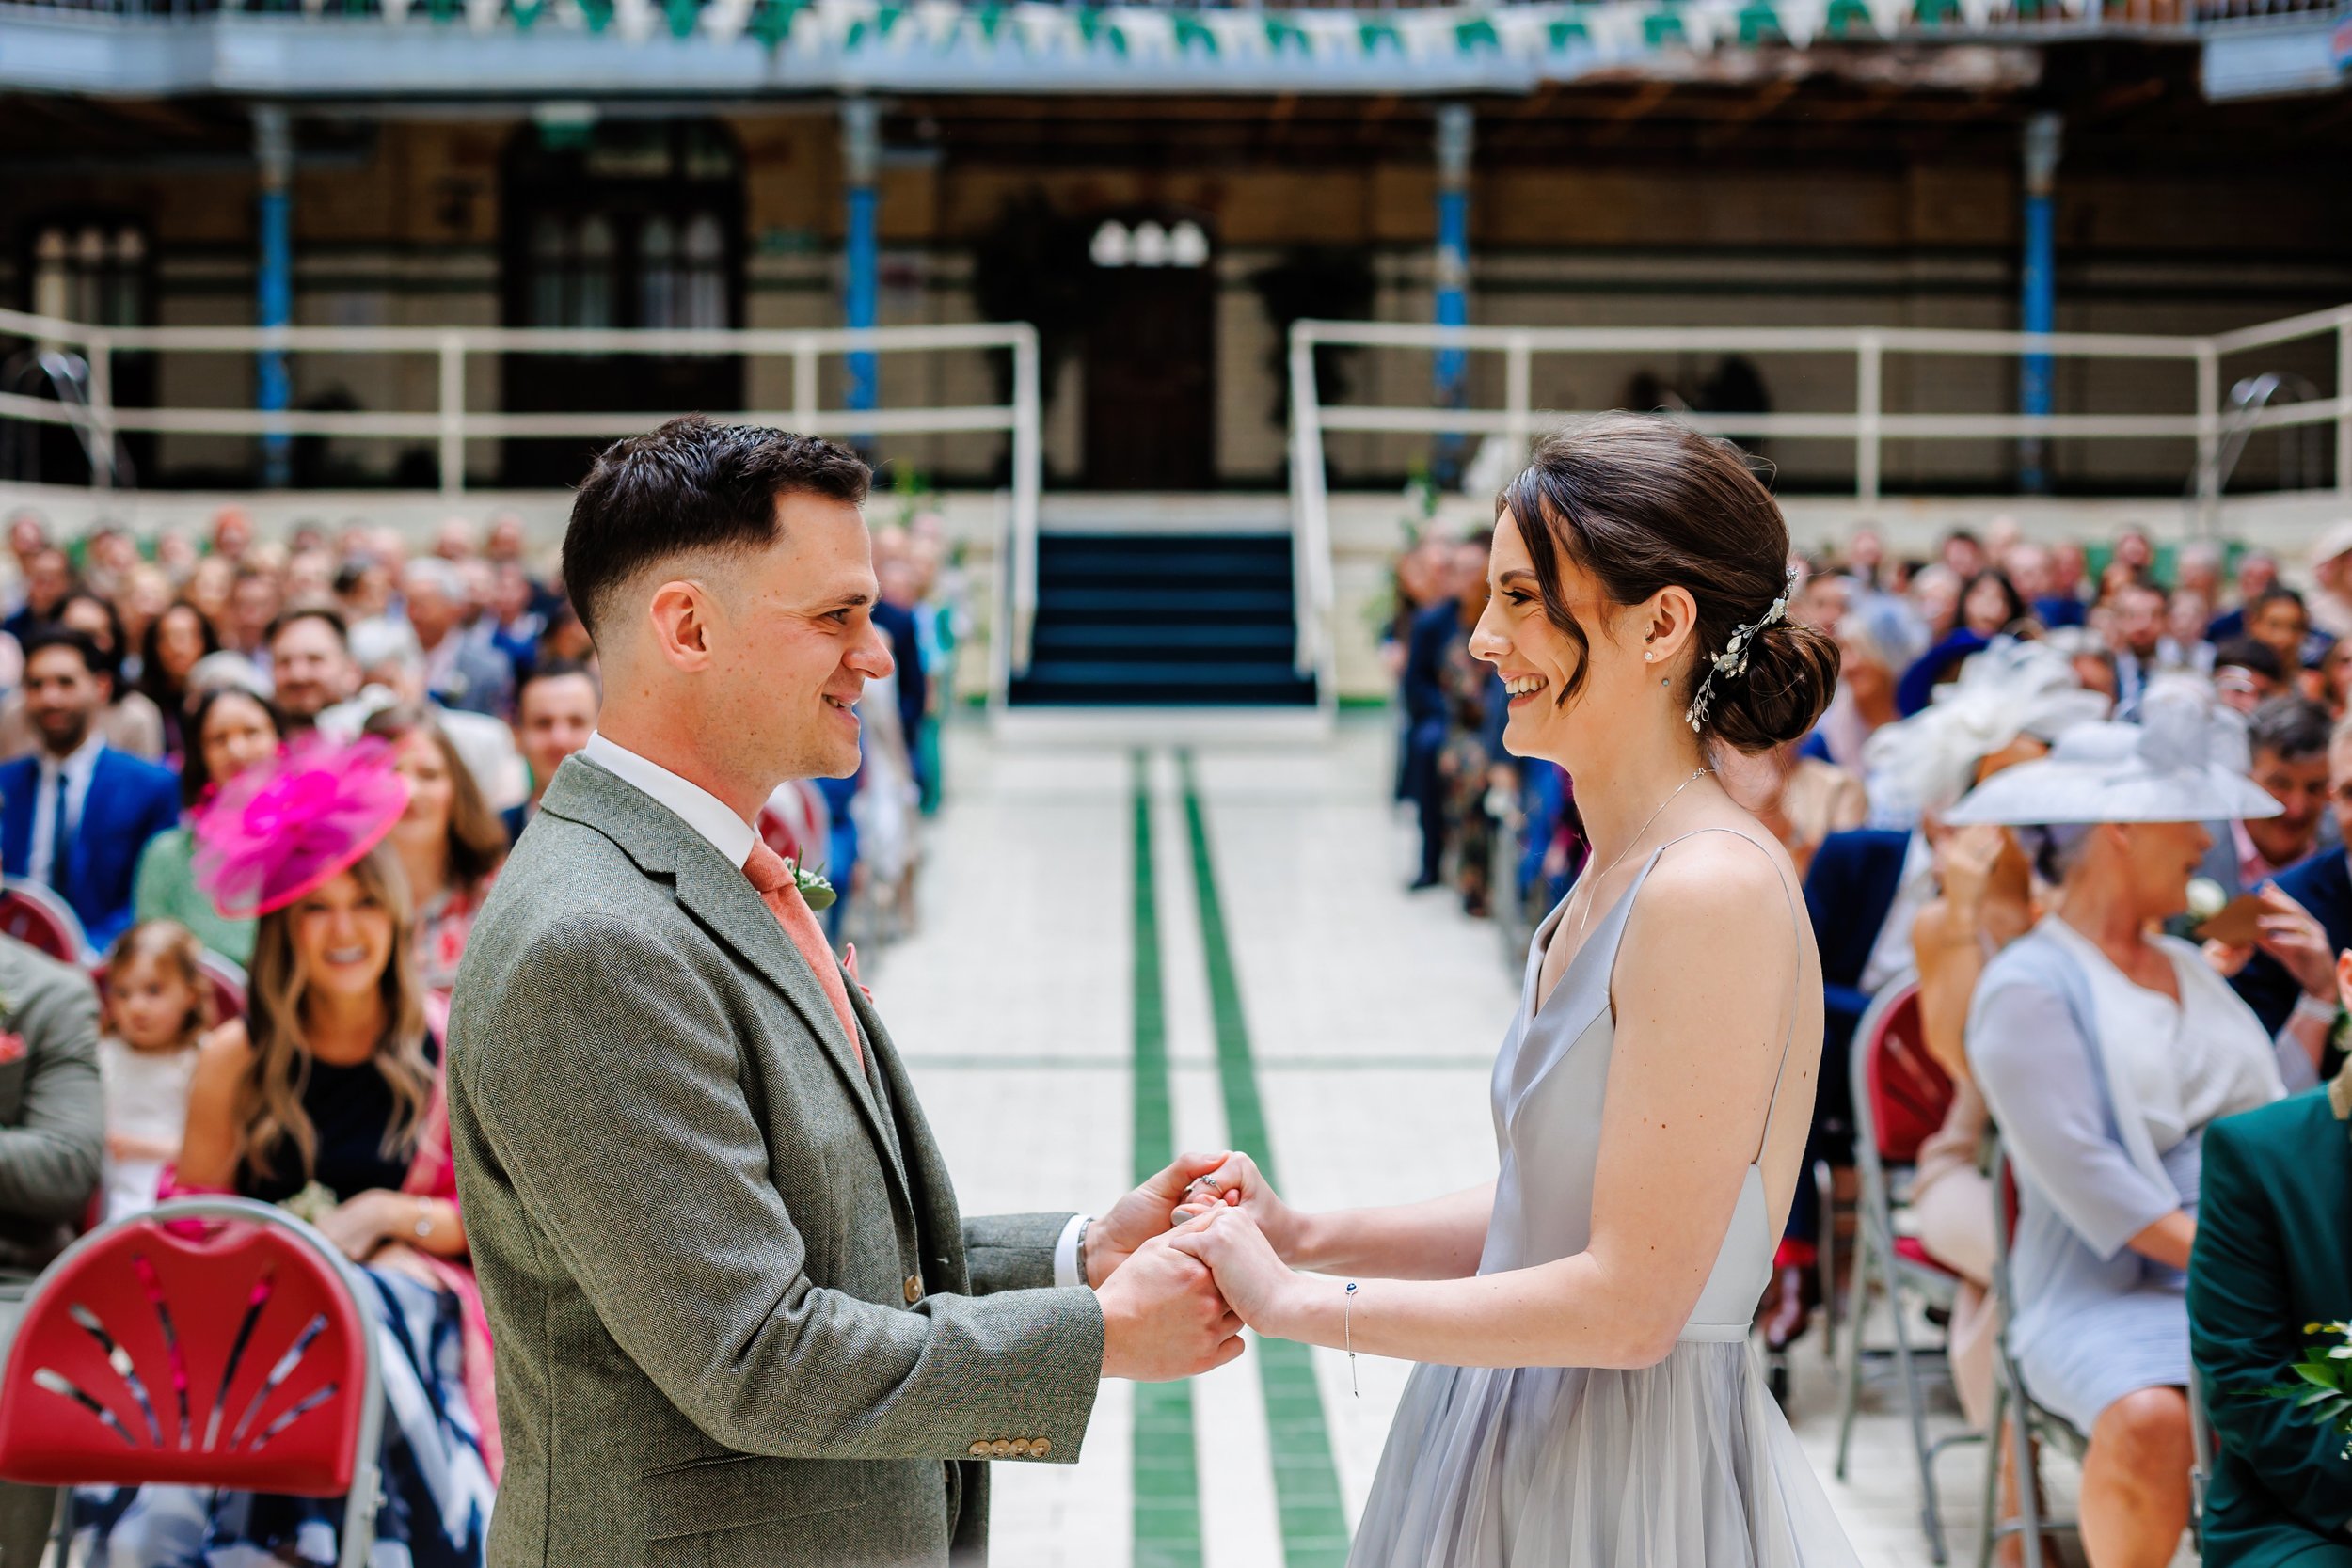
[2188,1113,2352,1537]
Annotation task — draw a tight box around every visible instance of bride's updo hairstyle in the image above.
[1500,413,1839,753]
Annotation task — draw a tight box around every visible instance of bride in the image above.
[1171,413,1862,1565]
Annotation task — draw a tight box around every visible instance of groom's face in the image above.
[714,491,895,782]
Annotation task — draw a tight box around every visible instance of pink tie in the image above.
[743,842,863,1070]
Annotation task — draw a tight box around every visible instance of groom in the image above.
[448,416,1244,1568]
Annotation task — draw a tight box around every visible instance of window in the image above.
[30,222,146,325]
[1089,217,1210,271]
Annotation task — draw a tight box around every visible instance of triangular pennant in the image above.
[1172,12,1216,55]
[510,0,549,27]
[1454,14,1501,51]
[1263,12,1309,52]
[664,0,699,38]
[1548,15,1590,47]
[747,0,800,46]
[1359,17,1403,52]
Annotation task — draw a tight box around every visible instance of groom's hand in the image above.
[1097,1231,1247,1382]
[1086,1151,1233,1289]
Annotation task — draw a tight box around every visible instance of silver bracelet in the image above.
[1343,1281,1359,1398]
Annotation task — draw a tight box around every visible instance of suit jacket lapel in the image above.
[541,759,909,1214]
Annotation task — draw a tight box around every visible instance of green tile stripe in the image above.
[1179,752,1353,1568]
[1131,751,1203,1568]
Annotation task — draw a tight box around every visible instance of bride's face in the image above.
[1470,511,1661,769]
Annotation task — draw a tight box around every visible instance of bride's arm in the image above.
[1175,846,1806,1370]
[1173,1152,1493,1281]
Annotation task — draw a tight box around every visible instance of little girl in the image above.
[98,921,216,1220]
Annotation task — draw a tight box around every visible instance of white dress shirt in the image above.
[28,732,105,888]
[578,733,1092,1288]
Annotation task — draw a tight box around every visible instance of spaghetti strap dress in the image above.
[1349,830,1863,1567]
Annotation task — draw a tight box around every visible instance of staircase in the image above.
[1006,531,1319,708]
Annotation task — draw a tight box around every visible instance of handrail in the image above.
[1287,305,2352,685]
[0,306,1045,689]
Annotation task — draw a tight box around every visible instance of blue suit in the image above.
[2231,845,2352,1038]
[1401,600,1461,884]
[0,747,183,951]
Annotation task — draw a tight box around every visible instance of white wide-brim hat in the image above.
[1944,673,2281,827]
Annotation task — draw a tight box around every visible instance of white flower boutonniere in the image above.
[788,859,837,912]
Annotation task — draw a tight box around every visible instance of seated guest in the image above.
[0,545,72,643]
[322,618,528,815]
[0,628,183,950]
[2232,710,2352,1037]
[404,558,512,719]
[0,591,166,763]
[78,742,496,1565]
[94,919,213,1220]
[1400,547,1478,892]
[0,929,103,1565]
[2200,696,2335,899]
[264,605,359,736]
[2212,636,2286,716]
[1813,598,1919,785]
[364,706,508,996]
[2247,586,2331,692]
[134,599,219,765]
[131,687,283,964]
[2188,953,2352,1567]
[1960,568,2032,640]
[1953,678,2321,1568]
[2306,519,2352,642]
[2007,542,2086,630]
[505,658,597,841]
[1717,738,1865,879]
[2109,581,2179,721]
[2209,550,2278,644]
[2317,636,2352,721]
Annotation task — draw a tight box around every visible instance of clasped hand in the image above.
[1090,1150,1307,1380]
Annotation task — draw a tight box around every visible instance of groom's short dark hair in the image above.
[563,415,870,642]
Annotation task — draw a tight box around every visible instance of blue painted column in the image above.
[1434,103,1473,484]
[2018,111,2061,495]
[254,104,294,488]
[841,97,880,431]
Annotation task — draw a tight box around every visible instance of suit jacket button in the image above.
[1009,1439,1032,1456]
[904,1275,924,1305]
[990,1440,1013,1458]
[968,1441,989,1458]
[1030,1437,1051,1458]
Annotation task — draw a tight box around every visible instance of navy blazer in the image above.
[1804,827,1913,1119]
[1401,599,1459,729]
[2231,845,2352,1037]
[0,747,183,951]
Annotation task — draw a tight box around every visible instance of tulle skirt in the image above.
[1349,1338,1862,1568]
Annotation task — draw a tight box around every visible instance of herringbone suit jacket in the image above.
[448,756,1104,1568]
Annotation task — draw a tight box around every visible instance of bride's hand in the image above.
[1167,1208,1300,1335]
[1169,1150,1310,1264]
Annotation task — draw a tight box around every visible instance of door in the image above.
[1081,214,1216,490]
[501,119,745,488]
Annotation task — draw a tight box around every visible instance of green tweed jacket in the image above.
[0,934,103,1285]
[447,757,1105,1568]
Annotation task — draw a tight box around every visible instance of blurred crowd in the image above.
[0,498,968,1567]
[1389,510,2352,1568]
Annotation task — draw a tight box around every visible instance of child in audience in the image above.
[97,920,215,1219]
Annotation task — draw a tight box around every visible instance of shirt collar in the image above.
[580,732,757,869]
[38,731,104,783]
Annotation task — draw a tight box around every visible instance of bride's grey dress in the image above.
[1350,831,1863,1566]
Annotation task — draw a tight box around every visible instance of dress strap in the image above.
[1651,827,1805,1160]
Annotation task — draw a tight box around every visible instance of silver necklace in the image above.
[1571,768,1715,940]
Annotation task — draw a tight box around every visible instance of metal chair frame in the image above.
[1977,1137,2087,1568]
[1,1196,388,1568]
[1832,974,1983,1564]
[0,876,93,965]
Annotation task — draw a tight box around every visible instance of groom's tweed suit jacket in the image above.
[448,756,1105,1568]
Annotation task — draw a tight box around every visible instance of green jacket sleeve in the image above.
[2188,1113,2352,1537]
[0,962,103,1225]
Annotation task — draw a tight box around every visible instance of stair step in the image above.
[1033,624,1296,654]
[1037,588,1295,616]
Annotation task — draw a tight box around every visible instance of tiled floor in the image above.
[868,716,2179,1568]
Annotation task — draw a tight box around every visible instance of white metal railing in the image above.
[1287,305,2352,686]
[0,304,1045,681]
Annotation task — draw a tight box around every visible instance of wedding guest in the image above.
[113,565,173,685]
[2008,542,2085,630]
[223,568,280,660]
[2230,712,2352,1037]
[2247,587,2323,687]
[1912,562,1963,644]
[2110,581,2177,721]
[405,559,512,718]
[1812,602,1914,783]
[2314,636,2352,721]
[2175,541,2224,613]
[264,605,359,736]
[0,628,183,950]
[2188,957,2352,1567]
[1955,679,2321,1568]
[2202,697,2334,898]
[2212,637,2286,716]
[94,920,213,1220]
[1717,739,1864,879]
[2305,520,2352,642]
[1960,569,2031,640]
[0,546,72,643]
[363,705,507,996]
[0,591,164,762]
[83,743,496,1564]
[135,598,219,763]
[0,929,103,1567]
[131,687,282,964]
[1941,529,1988,580]
[2209,551,2279,643]
[1401,546,1479,892]
[505,659,598,842]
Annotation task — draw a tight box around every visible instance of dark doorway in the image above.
[500,119,745,488]
[8,215,154,487]
[1081,213,1216,490]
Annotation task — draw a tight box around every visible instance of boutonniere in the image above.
[788,859,836,913]
[2264,1321,2352,1455]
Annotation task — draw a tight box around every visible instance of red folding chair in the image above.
[1833,974,1983,1564]
[0,879,90,965]
[197,948,248,1024]
[0,1196,386,1568]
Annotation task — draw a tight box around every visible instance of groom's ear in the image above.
[644,577,720,673]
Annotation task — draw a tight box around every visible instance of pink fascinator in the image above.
[192,737,411,919]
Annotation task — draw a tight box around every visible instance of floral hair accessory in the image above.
[1686,565,1801,734]
[191,737,411,919]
